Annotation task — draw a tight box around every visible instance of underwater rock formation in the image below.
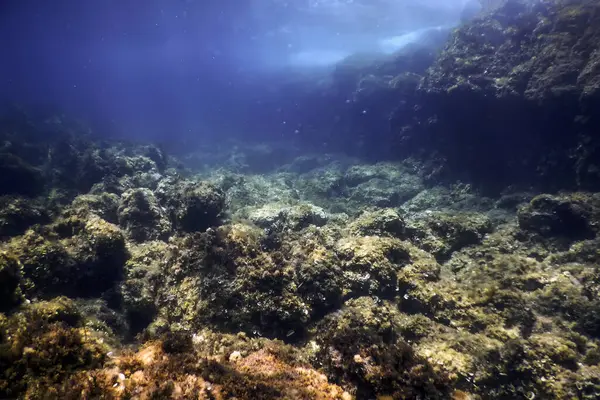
[1,113,600,398]
[405,211,493,261]
[310,296,452,399]
[518,192,600,239]
[3,0,600,396]
[394,0,600,191]
[158,179,225,232]
[0,251,23,311]
[118,188,172,242]
[0,297,108,398]
[349,208,405,237]
[0,196,49,239]
[248,203,329,232]
[4,213,128,300]
[269,0,600,192]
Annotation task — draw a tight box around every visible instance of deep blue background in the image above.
[0,0,472,149]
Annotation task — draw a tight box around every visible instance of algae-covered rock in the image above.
[0,297,108,399]
[0,196,49,239]
[393,0,600,190]
[535,273,600,338]
[405,211,493,261]
[65,192,119,223]
[75,298,129,342]
[47,335,349,400]
[292,242,345,317]
[61,215,128,291]
[336,236,411,297]
[472,333,592,399]
[310,297,451,399]
[9,215,127,298]
[199,224,311,339]
[117,188,172,242]
[0,251,22,311]
[120,241,168,333]
[88,174,133,196]
[248,202,329,232]
[178,181,225,231]
[295,162,424,214]
[137,144,168,172]
[548,238,600,265]
[47,143,112,194]
[344,164,423,209]
[162,180,225,232]
[518,193,600,239]
[349,208,405,237]
[401,184,495,214]
[8,230,73,297]
[150,222,346,340]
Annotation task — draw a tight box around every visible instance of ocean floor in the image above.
[1,123,600,399]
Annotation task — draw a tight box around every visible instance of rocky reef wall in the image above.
[279,0,600,193]
[404,0,600,191]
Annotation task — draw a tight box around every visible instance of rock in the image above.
[310,296,451,399]
[118,188,172,242]
[336,236,411,297]
[138,144,168,172]
[173,181,225,232]
[518,193,600,239]
[120,241,168,334]
[248,203,329,232]
[0,297,108,399]
[0,196,49,238]
[349,208,405,237]
[8,215,128,298]
[343,163,424,207]
[0,251,23,311]
[65,193,120,223]
[390,0,600,190]
[405,211,493,261]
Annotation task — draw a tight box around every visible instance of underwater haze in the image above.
[2,0,600,399]
[1,0,471,145]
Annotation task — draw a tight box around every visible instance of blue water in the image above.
[0,0,474,148]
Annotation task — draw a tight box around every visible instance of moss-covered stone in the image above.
[164,180,225,232]
[248,202,329,232]
[348,208,405,237]
[65,192,120,224]
[518,193,600,239]
[535,273,600,338]
[0,196,49,239]
[309,297,452,399]
[8,230,73,297]
[120,241,168,334]
[0,251,23,312]
[405,211,493,261]
[117,188,172,242]
[7,215,128,299]
[336,236,411,297]
[0,297,108,399]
